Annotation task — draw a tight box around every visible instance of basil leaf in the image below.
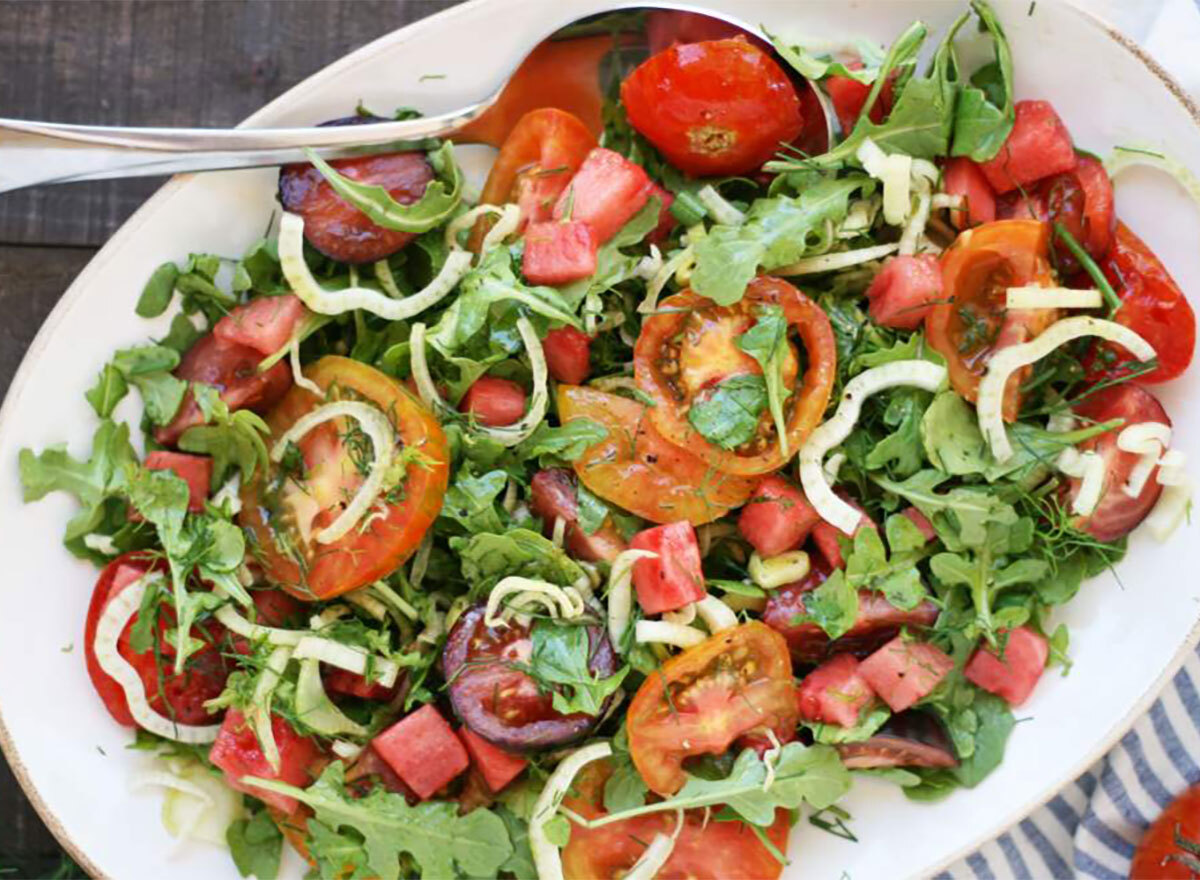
[226,808,283,880]
[737,304,792,456]
[687,374,768,450]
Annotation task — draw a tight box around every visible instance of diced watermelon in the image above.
[738,475,821,557]
[942,157,997,228]
[858,637,954,712]
[978,100,1077,194]
[458,727,528,792]
[209,709,322,815]
[964,626,1049,706]
[553,148,653,243]
[144,451,212,511]
[866,255,944,330]
[213,294,305,357]
[796,654,877,727]
[522,220,597,285]
[372,704,469,800]
[811,498,874,570]
[900,506,937,543]
[629,521,706,615]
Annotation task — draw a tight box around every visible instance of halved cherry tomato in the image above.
[621,38,805,177]
[978,100,1077,194]
[738,475,821,557]
[528,468,627,563]
[542,326,592,385]
[627,622,797,795]
[213,294,306,357]
[866,254,945,330]
[1131,784,1200,879]
[557,384,757,525]
[144,451,212,510]
[635,276,837,475]
[964,626,1048,707]
[629,521,706,614]
[1084,223,1196,384]
[1066,383,1170,541]
[239,356,449,601]
[943,157,997,229]
[210,708,323,815]
[459,376,527,427]
[562,759,792,880]
[926,220,1056,422]
[84,555,230,728]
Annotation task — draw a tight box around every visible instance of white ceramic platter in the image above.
[2,1,1199,877]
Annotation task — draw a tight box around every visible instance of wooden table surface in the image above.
[0,2,458,875]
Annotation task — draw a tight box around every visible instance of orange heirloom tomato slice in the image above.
[925,219,1056,422]
[240,356,449,601]
[557,384,756,526]
[634,276,837,475]
[627,622,798,796]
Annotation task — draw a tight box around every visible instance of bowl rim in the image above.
[1,2,1197,878]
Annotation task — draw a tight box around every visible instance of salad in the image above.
[16,2,1199,878]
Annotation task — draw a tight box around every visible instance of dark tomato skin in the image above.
[155,334,292,445]
[542,326,592,385]
[528,468,628,563]
[1131,784,1200,879]
[1066,384,1170,542]
[442,604,617,751]
[835,711,959,769]
[278,142,435,264]
[621,38,805,177]
[459,376,528,427]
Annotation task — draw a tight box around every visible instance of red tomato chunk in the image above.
[978,100,1077,194]
[858,637,954,712]
[553,148,652,244]
[459,376,527,427]
[629,521,706,614]
[522,220,598,285]
[458,727,528,793]
[797,654,876,728]
[964,626,1049,707]
[144,451,212,511]
[210,709,321,815]
[373,704,469,800]
[738,475,820,557]
[866,255,944,330]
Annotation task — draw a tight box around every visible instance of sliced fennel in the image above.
[484,576,587,628]
[635,620,707,648]
[694,595,739,633]
[1005,287,1102,310]
[773,242,898,276]
[294,657,368,737]
[133,759,244,846]
[607,549,657,650]
[697,185,746,226]
[291,636,400,689]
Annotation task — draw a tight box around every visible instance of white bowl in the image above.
[2,1,1198,877]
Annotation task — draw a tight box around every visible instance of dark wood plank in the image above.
[0,0,460,248]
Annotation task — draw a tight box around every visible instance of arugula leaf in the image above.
[136,262,180,318]
[575,482,609,536]
[560,197,662,308]
[304,141,464,234]
[527,621,629,716]
[737,304,792,456]
[604,730,649,813]
[178,386,271,489]
[306,819,371,879]
[440,469,508,533]
[872,470,1018,552]
[85,364,130,419]
[514,418,608,464]
[687,374,767,450]
[129,371,188,426]
[246,763,513,880]
[87,345,188,426]
[451,528,584,593]
[769,32,877,83]
[864,388,929,477]
[226,808,283,880]
[494,806,536,880]
[843,515,930,611]
[950,0,1016,161]
[806,703,891,745]
[175,252,238,322]
[796,569,859,639]
[160,312,205,354]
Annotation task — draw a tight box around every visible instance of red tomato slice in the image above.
[1131,784,1200,879]
[629,521,706,614]
[797,654,876,727]
[1085,222,1196,384]
[627,622,797,795]
[210,708,323,815]
[620,38,805,177]
[552,148,653,244]
[1066,383,1170,542]
[528,468,627,563]
[239,356,449,601]
[459,376,527,427]
[372,705,469,800]
[457,727,528,793]
[542,326,592,385]
[964,626,1049,706]
[943,157,997,229]
[858,637,954,712]
[738,474,821,557]
[144,451,212,510]
[866,254,945,330]
[978,100,1077,194]
[522,219,597,284]
[213,294,306,357]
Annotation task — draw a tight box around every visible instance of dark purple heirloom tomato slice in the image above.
[835,711,959,769]
[442,604,618,751]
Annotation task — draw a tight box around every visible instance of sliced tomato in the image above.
[557,384,757,525]
[629,521,706,614]
[1084,222,1196,384]
[943,157,997,229]
[459,376,527,427]
[443,603,618,750]
[457,727,528,793]
[858,637,954,712]
[926,219,1056,422]
[239,356,449,601]
[797,654,876,727]
[156,333,292,446]
[542,326,592,385]
[635,276,837,475]
[552,148,652,244]
[866,254,945,330]
[627,622,797,795]
[84,555,230,728]
[964,626,1048,707]
[210,708,323,815]
[620,38,805,177]
[978,100,1078,194]
[738,475,821,557]
[278,149,434,264]
[522,219,597,284]
[529,468,628,563]
[213,294,306,357]
[1065,383,1170,541]
[372,705,469,800]
[1131,784,1200,879]
[144,451,212,510]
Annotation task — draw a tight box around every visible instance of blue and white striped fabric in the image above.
[944,646,1200,879]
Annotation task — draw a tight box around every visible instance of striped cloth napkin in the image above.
[946,1,1200,876]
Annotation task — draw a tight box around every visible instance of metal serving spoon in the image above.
[0,3,832,194]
